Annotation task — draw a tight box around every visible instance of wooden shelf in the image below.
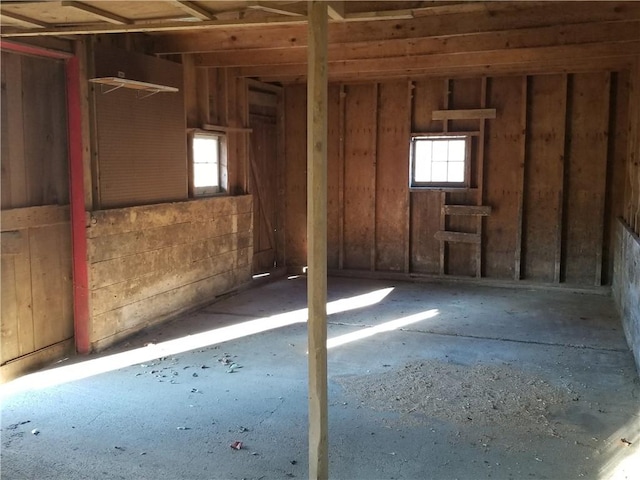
[442,205,492,216]
[434,231,481,244]
[89,77,179,98]
[432,108,496,121]
[201,123,253,133]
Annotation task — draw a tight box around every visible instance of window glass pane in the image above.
[194,163,218,188]
[431,161,448,182]
[448,161,465,182]
[432,140,448,160]
[193,134,219,190]
[414,140,432,182]
[448,139,466,161]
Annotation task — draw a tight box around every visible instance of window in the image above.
[190,131,227,196]
[410,135,470,188]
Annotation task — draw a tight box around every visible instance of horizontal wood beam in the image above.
[432,109,496,121]
[237,40,640,79]
[255,56,633,84]
[61,1,131,25]
[151,2,640,53]
[193,20,640,66]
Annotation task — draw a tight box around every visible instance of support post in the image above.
[307,2,329,479]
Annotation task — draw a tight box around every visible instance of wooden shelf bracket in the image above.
[89,77,179,99]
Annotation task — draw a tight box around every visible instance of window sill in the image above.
[409,186,477,193]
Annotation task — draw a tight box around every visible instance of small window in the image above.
[190,131,227,196]
[410,135,470,188]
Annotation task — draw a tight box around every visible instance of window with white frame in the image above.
[410,135,470,188]
[191,131,227,196]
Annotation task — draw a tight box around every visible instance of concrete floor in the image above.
[1,276,639,480]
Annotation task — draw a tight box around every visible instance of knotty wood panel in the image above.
[284,84,307,267]
[343,84,376,270]
[88,196,253,349]
[563,72,610,285]
[1,52,69,210]
[410,78,444,274]
[375,81,410,272]
[327,85,342,269]
[522,74,567,282]
[484,76,526,279]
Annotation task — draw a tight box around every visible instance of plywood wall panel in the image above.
[327,85,342,269]
[563,72,610,285]
[522,74,567,282]
[376,81,410,272]
[412,78,444,133]
[484,76,526,279]
[284,85,307,267]
[343,84,376,270]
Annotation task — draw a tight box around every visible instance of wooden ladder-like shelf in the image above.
[436,203,491,277]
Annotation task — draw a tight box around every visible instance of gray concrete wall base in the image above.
[613,219,640,377]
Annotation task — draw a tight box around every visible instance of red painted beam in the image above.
[66,55,91,355]
[0,39,73,59]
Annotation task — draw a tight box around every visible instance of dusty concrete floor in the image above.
[1,276,639,480]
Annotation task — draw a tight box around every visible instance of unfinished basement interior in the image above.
[1,1,639,479]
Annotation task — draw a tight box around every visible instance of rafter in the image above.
[327,1,345,21]
[168,1,215,21]
[0,10,48,29]
[61,1,131,25]
[246,1,305,17]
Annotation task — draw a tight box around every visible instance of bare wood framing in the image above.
[327,1,345,21]
[514,76,528,280]
[476,77,488,278]
[248,1,305,17]
[432,108,497,120]
[201,123,252,133]
[0,11,48,28]
[594,72,612,286]
[307,2,329,479]
[170,1,215,21]
[556,74,569,283]
[61,1,131,25]
[404,80,413,274]
[338,84,346,270]
[370,83,378,271]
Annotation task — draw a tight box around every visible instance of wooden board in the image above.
[563,72,610,285]
[1,205,72,365]
[284,84,307,267]
[326,85,342,270]
[375,81,410,272]
[522,74,567,282]
[343,84,376,270]
[484,76,526,279]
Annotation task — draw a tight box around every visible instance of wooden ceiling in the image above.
[2,1,640,83]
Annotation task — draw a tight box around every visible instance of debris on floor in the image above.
[230,441,243,450]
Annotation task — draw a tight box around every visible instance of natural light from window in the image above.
[193,133,220,194]
[412,135,467,185]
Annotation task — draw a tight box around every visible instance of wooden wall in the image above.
[87,195,252,350]
[284,70,629,287]
[1,51,74,381]
[1,52,69,210]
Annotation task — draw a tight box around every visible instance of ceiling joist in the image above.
[61,1,132,25]
[169,1,216,21]
[0,10,48,29]
[246,1,305,17]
